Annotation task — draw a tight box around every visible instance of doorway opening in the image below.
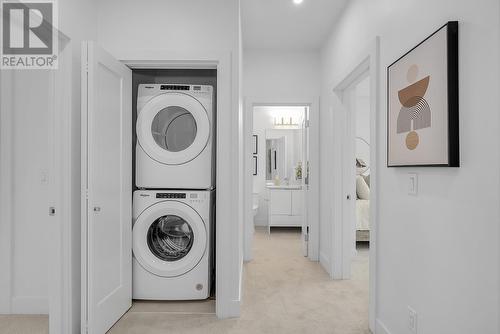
[251,105,310,258]
[332,37,379,332]
[352,76,371,255]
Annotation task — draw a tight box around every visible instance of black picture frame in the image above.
[252,135,258,155]
[387,21,459,167]
[253,156,258,176]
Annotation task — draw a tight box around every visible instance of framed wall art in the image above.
[252,135,258,155]
[387,21,459,167]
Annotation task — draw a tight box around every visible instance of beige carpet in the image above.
[0,315,48,334]
[0,228,369,334]
[109,227,370,334]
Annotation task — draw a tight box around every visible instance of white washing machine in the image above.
[133,189,214,300]
[136,84,215,189]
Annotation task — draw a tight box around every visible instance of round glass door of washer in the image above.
[133,201,207,277]
[147,214,194,262]
[136,93,210,165]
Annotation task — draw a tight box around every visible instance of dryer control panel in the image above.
[156,193,186,199]
[160,85,190,91]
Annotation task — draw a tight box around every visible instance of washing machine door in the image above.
[133,201,207,277]
[136,92,210,165]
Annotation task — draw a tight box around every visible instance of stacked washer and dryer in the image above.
[133,83,215,300]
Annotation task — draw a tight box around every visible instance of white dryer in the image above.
[136,84,214,189]
[132,189,214,300]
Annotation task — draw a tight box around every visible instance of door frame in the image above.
[48,33,73,334]
[120,50,240,319]
[243,96,320,262]
[331,37,380,332]
[54,46,239,329]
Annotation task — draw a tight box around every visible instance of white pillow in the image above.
[356,175,370,200]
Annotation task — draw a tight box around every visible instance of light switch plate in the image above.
[408,173,418,195]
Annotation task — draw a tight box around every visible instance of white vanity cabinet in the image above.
[267,186,303,230]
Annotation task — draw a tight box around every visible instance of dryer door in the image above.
[133,201,207,277]
[136,93,210,165]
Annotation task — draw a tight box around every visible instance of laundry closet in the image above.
[131,69,217,300]
[81,43,221,334]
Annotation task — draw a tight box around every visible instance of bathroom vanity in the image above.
[267,185,303,231]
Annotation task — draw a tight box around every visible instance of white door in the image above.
[81,41,132,334]
[301,107,310,257]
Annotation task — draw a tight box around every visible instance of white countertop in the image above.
[266,184,302,190]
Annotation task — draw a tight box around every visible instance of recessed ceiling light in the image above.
[293,0,303,5]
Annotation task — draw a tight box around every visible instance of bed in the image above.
[356,174,370,242]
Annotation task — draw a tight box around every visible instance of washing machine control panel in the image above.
[156,193,186,199]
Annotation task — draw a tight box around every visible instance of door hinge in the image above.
[304,226,309,241]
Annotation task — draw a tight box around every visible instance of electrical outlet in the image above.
[408,306,417,333]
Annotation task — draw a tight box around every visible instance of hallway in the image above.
[108,228,369,334]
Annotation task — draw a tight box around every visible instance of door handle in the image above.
[93,206,101,212]
[346,195,351,200]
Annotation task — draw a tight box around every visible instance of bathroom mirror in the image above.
[266,137,286,181]
[265,129,303,182]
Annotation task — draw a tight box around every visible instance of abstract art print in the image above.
[387,21,459,167]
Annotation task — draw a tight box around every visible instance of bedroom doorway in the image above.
[339,73,371,276]
[332,37,379,332]
[353,76,371,251]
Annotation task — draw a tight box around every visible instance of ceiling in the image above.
[241,0,348,51]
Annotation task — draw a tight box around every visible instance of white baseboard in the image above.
[216,298,241,319]
[375,319,391,334]
[216,259,243,319]
[11,296,48,314]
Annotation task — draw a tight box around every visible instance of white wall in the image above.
[0,1,97,319]
[0,71,51,315]
[320,0,500,333]
[97,0,239,60]
[252,106,304,225]
[243,50,320,98]
[96,0,242,318]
